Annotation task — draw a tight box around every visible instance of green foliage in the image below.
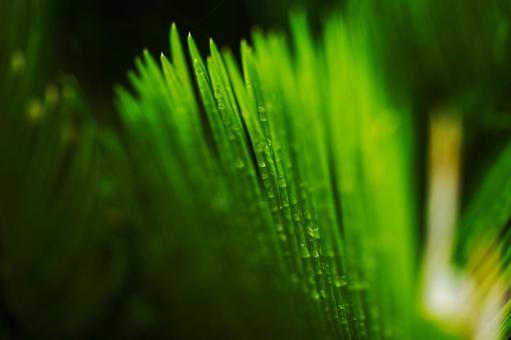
[115,16,459,339]
[1,1,511,339]
[456,141,511,264]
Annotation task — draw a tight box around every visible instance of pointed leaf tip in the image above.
[209,38,219,53]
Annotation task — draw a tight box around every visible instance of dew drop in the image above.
[334,276,348,288]
[257,106,267,122]
[307,225,320,239]
[278,177,287,188]
[300,243,310,259]
[255,141,266,152]
[234,159,245,169]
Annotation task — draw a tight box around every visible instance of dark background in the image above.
[54,0,253,114]
[51,0,337,117]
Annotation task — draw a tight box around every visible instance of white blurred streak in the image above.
[422,108,505,340]
[422,109,504,339]
[423,109,465,320]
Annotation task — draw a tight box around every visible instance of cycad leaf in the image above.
[116,14,446,339]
